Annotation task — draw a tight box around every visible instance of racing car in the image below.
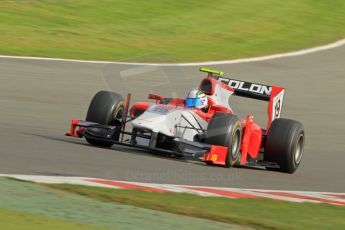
[66,68,305,173]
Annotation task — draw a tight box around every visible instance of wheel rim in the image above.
[115,107,123,121]
[231,129,241,158]
[110,105,124,126]
[294,134,304,164]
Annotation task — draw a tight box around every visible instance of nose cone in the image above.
[130,108,175,136]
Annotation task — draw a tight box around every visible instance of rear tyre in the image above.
[85,91,124,148]
[205,113,242,168]
[264,118,305,173]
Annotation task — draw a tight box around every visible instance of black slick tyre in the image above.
[264,118,305,173]
[85,91,124,148]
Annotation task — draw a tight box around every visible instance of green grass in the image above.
[0,208,107,230]
[48,184,345,230]
[0,0,344,62]
[1,177,247,230]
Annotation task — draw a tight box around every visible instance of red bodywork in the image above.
[203,145,228,165]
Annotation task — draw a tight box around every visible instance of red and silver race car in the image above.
[66,68,305,173]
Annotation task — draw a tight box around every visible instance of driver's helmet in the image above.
[185,89,208,110]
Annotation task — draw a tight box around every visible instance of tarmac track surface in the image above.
[0,46,344,192]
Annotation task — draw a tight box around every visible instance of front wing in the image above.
[66,119,229,166]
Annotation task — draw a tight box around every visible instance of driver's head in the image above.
[185,89,208,111]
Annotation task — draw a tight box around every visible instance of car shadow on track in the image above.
[21,132,213,167]
[21,132,277,173]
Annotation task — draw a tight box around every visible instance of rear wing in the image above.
[200,68,285,130]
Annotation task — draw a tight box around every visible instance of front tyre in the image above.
[264,118,305,173]
[85,91,124,148]
[205,113,242,168]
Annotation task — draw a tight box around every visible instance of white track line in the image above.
[0,39,344,66]
[0,174,117,188]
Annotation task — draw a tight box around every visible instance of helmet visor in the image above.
[185,98,202,107]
